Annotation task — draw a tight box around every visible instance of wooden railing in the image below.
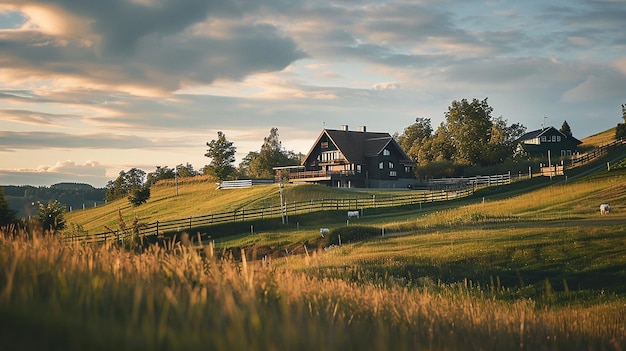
[64,187,475,244]
[568,138,624,169]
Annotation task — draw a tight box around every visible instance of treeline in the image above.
[104,127,301,207]
[2,183,106,219]
[397,98,528,178]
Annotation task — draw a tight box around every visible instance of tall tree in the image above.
[245,128,301,179]
[397,117,433,165]
[445,98,494,165]
[560,120,573,138]
[204,131,237,181]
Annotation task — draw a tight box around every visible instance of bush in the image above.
[128,186,150,207]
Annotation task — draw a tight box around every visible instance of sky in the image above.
[1,0,625,188]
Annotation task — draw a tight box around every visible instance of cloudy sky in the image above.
[1,0,625,187]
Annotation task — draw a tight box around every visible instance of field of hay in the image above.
[3,156,626,350]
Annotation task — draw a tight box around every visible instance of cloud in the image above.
[0,130,198,150]
[0,1,307,94]
[0,108,73,125]
[0,160,108,186]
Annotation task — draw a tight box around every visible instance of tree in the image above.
[484,117,526,165]
[397,117,433,164]
[105,168,147,201]
[128,185,150,207]
[204,131,237,181]
[0,187,17,227]
[445,98,494,165]
[38,200,66,233]
[560,120,573,138]
[244,128,301,179]
[176,163,196,178]
[147,166,175,186]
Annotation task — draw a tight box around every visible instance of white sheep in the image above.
[347,210,360,219]
[600,203,610,215]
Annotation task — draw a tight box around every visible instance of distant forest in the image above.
[2,183,106,219]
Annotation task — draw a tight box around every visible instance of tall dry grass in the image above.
[1,228,624,350]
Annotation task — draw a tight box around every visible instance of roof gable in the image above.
[303,128,414,165]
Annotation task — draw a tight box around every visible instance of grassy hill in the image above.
[579,127,616,150]
[64,179,414,233]
[4,140,626,350]
[3,158,626,350]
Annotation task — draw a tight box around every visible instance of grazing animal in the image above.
[320,228,330,237]
[600,203,610,215]
[347,210,360,219]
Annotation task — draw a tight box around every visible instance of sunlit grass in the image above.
[1,230,624,350]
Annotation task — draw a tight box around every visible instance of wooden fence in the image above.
[568,138,624,168]
[63,173,513,244]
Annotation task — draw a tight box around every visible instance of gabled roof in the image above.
[517,126,582,144]
[303,129,415,165]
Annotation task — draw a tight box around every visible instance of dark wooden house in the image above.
[515,126,582,159]
[281,126,415,188]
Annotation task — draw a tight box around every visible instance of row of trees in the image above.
[397,98,527,177]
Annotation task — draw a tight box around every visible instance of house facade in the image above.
[515,126,582,159]
[281,126,415,188]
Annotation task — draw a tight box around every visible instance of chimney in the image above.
[340,125,349,131]
[358,126,367,132]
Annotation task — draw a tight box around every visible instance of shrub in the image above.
[128,185,150,207]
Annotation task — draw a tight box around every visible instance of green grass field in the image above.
[3,143,626,350]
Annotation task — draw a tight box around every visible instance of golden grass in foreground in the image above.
[1,230,624,350]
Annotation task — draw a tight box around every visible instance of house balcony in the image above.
[318,157,347,165]
[282,170,356,183]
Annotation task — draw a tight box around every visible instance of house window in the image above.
[389,171,397,177]
[388,161,394,169]
[541,136,547,142]
[404,166,411,173]
[321,141,329,149]
[379,162,384,169]
[383,149,390,156]
[557,136,561,142]
[356,164,362,173]
[552,136,557,142]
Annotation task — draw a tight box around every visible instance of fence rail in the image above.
[64,173,512,244]
[568,138,624,169]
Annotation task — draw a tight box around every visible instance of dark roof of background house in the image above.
[517,126,582,144]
